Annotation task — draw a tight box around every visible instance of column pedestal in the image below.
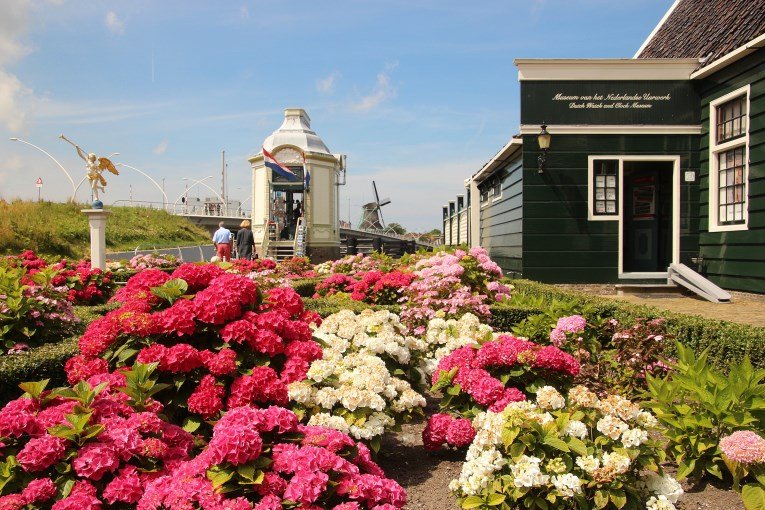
[81,209,111,270]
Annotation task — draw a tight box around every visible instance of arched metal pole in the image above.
[117,162,169,207]
[10,137,77,202]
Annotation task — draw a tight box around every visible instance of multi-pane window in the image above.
[716,96,746,143]
[718,147,745,224]
[592,159,619,216]
[492,178,502,200]
[710,87,749,231]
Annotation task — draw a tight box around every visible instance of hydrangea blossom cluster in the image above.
[1,264,79,348]
[720,431,765,465]
[548,314,586,347]
[122,253,180,271]
[75,264,323,421]
[422,413,476,450]
[139,405,406,510]
[290,310,427,441]
[5,251,115,305]
[399,248,511,334]
[450,386,681,509]
[430,334,580,419]
[347,270,414,305]
[0,377,193,508]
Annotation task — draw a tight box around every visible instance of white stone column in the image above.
[81,209,111,270]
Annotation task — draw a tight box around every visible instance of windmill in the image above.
[358,181,391,230]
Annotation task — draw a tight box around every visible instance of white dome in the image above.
[261,108,331,155]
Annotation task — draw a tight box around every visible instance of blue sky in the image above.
[0,0,672,231]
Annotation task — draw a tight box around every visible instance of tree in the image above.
[386,222,407,235]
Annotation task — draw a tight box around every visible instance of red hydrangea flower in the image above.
[20,477,57,504]
[65,355,109,385]
[187,375,225,419]
[17,434,68,472]
[200,348,238,376]
[445,418,476,447]
[422,413,452,450]
[102,465,143,504]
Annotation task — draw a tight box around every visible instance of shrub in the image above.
[0,266,79,349]
[450,386,682,510]
[645,343,765,482]
[428,335,580,429]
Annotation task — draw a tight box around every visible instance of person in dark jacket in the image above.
[236,220,255,260]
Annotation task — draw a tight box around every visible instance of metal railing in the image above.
[108,199,250,218]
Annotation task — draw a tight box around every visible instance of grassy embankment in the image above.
[0,200,210,258]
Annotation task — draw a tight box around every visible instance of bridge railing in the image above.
[342,225,436,247]
[109,200,250,218]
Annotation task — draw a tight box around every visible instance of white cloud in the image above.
[239,5,250,20]
[0,0,34,133]
[105,11,125,35]
[350,62,398,112]
[316,72,341,95]
[153,140,168,155]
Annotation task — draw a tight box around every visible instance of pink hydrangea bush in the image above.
[313,273,356,299]
[348,270,414,306]
[138,406,406,510]
[425,334,580,449]
[76,264,323,425]
[0,370,193,508]
[399,248,512,334]
[422,413,476,451]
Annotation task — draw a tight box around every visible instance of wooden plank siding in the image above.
[520,134,700,283]
[479,156,523,275]
[698,47,765,293]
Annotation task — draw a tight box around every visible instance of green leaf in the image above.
[461,496,485,509]
[18,379,49,399]
[486,493,505,506]
[182,416,202,433]
[207,467,234,489]
[567,437,588,456]
[742,484,765,510]
[151,278,189,304]
[610,489,627,509]
[594,490,609,509]
[543,436,570,453]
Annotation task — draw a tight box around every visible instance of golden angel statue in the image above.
[59,134,119,206]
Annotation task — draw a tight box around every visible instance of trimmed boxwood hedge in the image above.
[0,302,117,403]
[492,279,765,370]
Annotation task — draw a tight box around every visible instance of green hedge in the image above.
[0,338,78,402]
[0,303,116,403]
[497,279,765,370]
[303,297,400,318]
[291,277,324,298]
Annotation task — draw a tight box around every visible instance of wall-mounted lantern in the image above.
[537,123,551,174]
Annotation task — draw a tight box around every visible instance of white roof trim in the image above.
[690,33,765,79]
[519,124,702,135]
[633,0,683,58]
[515,59,699,81]
[468,137,522,184]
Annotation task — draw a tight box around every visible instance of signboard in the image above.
[521,80,700,125]
[35,177,43,188]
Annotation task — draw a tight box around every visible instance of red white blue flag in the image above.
[302,152,311,190]
[263,147,297,181]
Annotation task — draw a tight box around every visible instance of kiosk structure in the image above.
[248,108,345,262]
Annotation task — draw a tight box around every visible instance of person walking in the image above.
[212,221,232,261]
[236,220,255,260]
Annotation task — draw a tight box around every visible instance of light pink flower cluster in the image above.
[429,335,579,427]
[720,431,765,465]
[549,315,587,347]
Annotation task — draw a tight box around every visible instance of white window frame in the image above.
[491,177,503,202]
[588,157,620,221]
[708,84,750,232]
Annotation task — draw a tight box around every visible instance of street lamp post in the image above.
[116,162,169,208]
[10,137,77,202]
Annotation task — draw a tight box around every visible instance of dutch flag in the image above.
[263,147,297,181]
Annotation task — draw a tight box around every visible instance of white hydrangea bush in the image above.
[290,309,427,446]
[450,385,683,510]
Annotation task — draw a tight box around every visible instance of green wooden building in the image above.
[444,0,765,293]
